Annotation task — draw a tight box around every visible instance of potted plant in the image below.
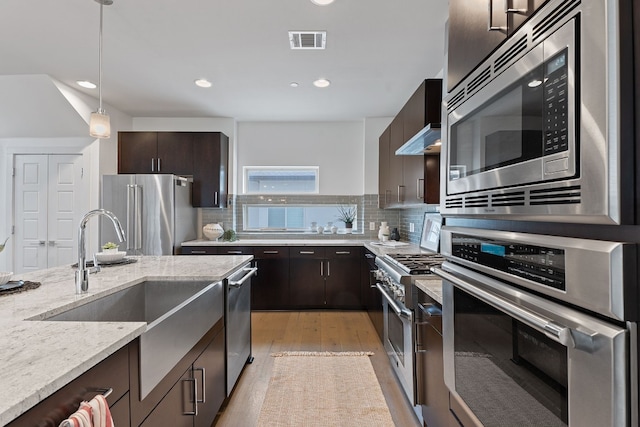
[102,241,119,253]
[336,206,357,232]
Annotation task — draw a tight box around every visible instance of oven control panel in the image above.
[450,234,566,291]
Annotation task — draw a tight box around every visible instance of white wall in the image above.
[237,121,366,195]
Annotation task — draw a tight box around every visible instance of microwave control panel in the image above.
[543,48,569,155]
[450,233,566,291]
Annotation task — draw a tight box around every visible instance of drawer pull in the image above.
[227,250,242,254]
[299,251,315,254]
[263,250,279,254]
[335,251,351,255]
[191,250,207,254]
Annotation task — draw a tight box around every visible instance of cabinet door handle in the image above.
[327,260,330,277]
[397,185,405,203]
[487,0,505,31]
[320,261,323,277]
[417,178,424,199]
[157,158,161,172]
[183,377,198,415]
[151,158,155,172]
[214,191,219,205]
[194,367,206,403]
[504,0,527,13]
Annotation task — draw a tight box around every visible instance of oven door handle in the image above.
[432,266,598,352]
[375,283,412,318]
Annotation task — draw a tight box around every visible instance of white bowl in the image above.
[95,251,127,263]
[0,271,13,285]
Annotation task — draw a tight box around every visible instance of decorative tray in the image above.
[0,280,41,296]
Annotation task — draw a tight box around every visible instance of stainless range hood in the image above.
[395,123,441,155]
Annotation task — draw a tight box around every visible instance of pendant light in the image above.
[89,0,113,139]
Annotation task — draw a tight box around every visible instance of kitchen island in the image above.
[0,254,252,425]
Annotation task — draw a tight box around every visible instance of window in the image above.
[244,204,357,232]
[243,166,319,194]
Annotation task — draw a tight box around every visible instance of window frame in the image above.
[243,166,320,195]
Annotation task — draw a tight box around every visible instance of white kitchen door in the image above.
[14,154,83,273]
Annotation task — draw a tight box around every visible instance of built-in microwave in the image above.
[440,0,636,225]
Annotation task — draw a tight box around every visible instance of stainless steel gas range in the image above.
[374,252,444,419]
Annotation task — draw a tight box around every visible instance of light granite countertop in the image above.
[0,254,252,426]
[415,279,443,305]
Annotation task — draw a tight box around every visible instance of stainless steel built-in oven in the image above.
[441,0,636,224]
[433,227,638,427]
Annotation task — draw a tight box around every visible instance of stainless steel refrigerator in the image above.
[100,174,196,255]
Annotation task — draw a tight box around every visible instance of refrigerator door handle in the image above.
[126,185,135,250]
[134,185,143,250]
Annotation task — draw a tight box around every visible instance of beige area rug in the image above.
[256,351,395,427]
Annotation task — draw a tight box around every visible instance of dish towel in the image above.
[59,395,114,427]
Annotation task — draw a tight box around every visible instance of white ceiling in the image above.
[0,0,448,122]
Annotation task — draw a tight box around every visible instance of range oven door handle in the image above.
[431,266,598,352]
[375,283,412,318]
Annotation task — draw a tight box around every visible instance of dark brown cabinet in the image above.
[252,247,291,310]
[8,345,131,427]
[361,249,383,342]
[289,247,362,309]
[133,320,225,427]
[415,290,453,427]
[117,131,228,207]
[118,131,193,175]
[447,0,547,92]
[191,132,228,208]
[379,79,442,207]
[183,245,362,310]
[378,127,391,208]
[290,248,326,308]
[325,247,362,309]
[424,154,440,204]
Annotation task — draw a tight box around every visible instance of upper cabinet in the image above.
[447,0,548,92]
[379,79,442,208]
[117,131,228,208]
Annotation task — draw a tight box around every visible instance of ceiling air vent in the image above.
[289,31,327,49]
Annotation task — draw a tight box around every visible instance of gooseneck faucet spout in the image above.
[76,209,125,294]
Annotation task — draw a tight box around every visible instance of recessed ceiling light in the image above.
[311,0,335,5]
[313,78,331,88]
[290,82,299,88]
[194,79,212,88]
[77,80,97,89]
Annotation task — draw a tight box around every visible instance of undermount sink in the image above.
[43,279,225,399]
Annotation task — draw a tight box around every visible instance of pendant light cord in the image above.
[98,1,104,114]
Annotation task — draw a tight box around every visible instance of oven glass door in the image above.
[453,286,568,426]
[438,263,630,427]
[385,300,406,366]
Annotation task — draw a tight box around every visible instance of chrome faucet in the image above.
[76,209,125,294]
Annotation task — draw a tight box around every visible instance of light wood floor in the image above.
[214,311,422,427]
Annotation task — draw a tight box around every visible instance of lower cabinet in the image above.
[362,248,383,342]
[289,247,362,309]
[252,247,290,310]
[131,319,225,427]
[8,345,131,427]
[140,326,225,427]
[415,289,455,427]
[183,245,362,310]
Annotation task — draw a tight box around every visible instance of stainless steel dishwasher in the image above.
[225,263,257,396]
